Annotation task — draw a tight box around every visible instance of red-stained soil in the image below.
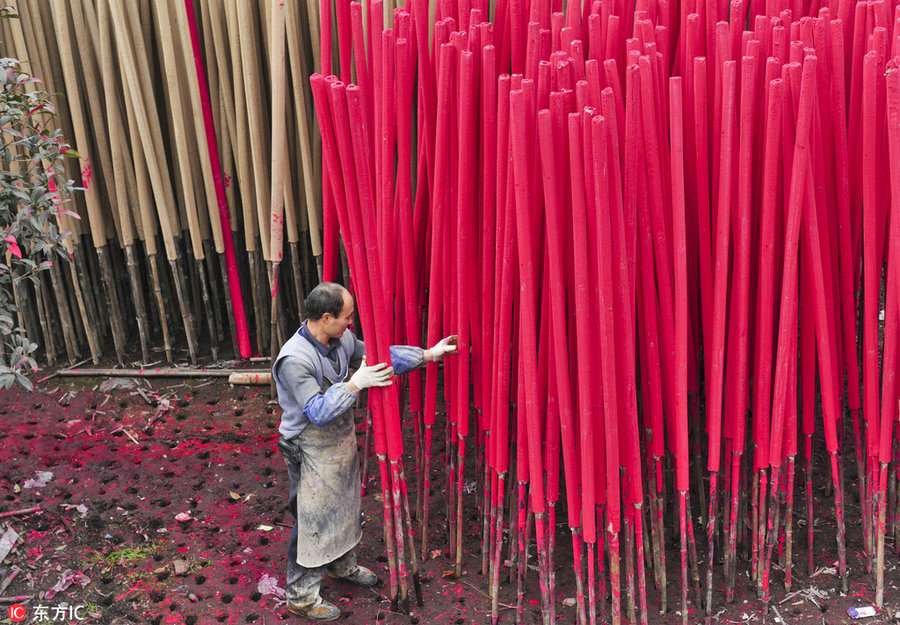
[0,376,897,624]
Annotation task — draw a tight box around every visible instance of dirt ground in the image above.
[1,372,899,624]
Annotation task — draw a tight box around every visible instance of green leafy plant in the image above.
[0,55,79,390]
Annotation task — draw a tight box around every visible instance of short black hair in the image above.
[305,282,348,320]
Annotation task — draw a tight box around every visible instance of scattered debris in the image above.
[0,566,20,595]
[562,597,577,607]
[23,472,53,489]
[256,524,273,532]
[848,606,877,619]
[97,378,138,392]
[123,429,140,445]
[0,527,21,562]
[173,559,190,576]
[810,566,837,578]
[135,388,154,405]
[257,573,285,599]
[174,512,193,523]
[45,569,90,600]
[60,504,89,519]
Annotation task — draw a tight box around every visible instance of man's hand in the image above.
[425,335,459,362]
[348,362,394,394]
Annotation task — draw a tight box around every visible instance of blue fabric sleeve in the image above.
[302,382,358,426]
[389,345,426,375]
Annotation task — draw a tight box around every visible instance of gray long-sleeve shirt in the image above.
[274,323,426,438]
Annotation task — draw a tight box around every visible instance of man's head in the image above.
[305,282,355,341]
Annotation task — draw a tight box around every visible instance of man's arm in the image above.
[389,345,427,375]
[347,334,458,377]
[347,330,425,376]
[390,335,460,375]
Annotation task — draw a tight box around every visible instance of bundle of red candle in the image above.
[310,0,900,623]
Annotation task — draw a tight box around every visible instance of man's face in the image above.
[322,290,354,340]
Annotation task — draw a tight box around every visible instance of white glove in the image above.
[348,361,394,394]
[425,335,459,362]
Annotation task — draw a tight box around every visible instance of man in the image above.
[273,282,457,621]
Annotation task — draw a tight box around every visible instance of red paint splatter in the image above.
[81,161,92,189]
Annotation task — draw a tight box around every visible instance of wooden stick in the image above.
[57,367,271,378]
[268,0,288,373]
[0,507,41,519]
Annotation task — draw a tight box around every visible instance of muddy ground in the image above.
[1,371,899,624]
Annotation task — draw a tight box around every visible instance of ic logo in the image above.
[8,603,26,622]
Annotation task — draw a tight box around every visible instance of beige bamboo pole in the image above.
[305,0,321,70]
[154,0,208,365]
[255,0,270,66]
[122,75,172,363]
[280,94,307,321]
[222,2,261,255]
[20,1,91,250]
[109,0,201,366]
[0,13,12,56]
[69,0,130,358]
[201,0,239,226]
[91,0,152,364]
[37,0,102,362]
[50,0,129,365]
[179,8,221,360]
[197,0,226,169]
[287,172,307,316]
[102,0,172,362]
[225,0,266,353]
[69,0,123,240]
[34,274,56,366]
[198,0,241,354]
[13,2,92,362]
[285,1,323,260]
[238,0,272,261]
[25,0,102,360]
[149,12,190,259]
[268,0,288,366]
[176,0,245,360]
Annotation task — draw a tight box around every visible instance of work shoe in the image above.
[329,565,379,587]
[287,597,341,622]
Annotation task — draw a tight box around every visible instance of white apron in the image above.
[293,404,362,567]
